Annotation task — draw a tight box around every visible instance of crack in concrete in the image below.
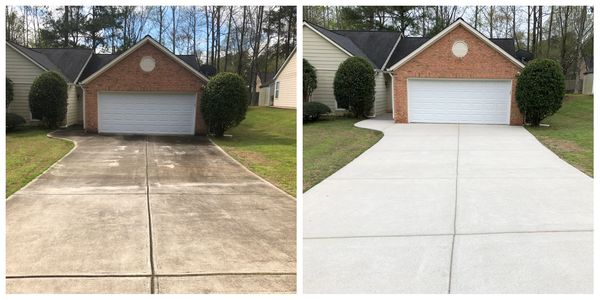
[145,136,156,294]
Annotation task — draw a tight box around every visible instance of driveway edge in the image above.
[208,139,296,201]
[6,131,77,201]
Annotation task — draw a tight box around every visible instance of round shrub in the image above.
[303,101,331,123]
[6,113,26,131]
[201,72,248,137]
[6,78,14,109]
[303,59,317,102]
[29,71,68,128]
[333,57,375,118]
[516,59,566,126]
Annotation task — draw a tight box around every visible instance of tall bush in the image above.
[201,72,248,137]
[516,59,566,126]
[303,59,317,102]
[333,57,375,118]
[6,78,14,109]
[29,71,68,128]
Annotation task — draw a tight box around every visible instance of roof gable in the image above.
[273,48,297,81]
[81,36,208,84]
[388,19,525,70]
[303,21,375,67]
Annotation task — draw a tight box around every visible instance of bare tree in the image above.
[171,6,176,52]
[224,6,233,71]
[574,6,589,93]
[557,6,571,70]
[547,6,554,56]
[249,6,264,104]
[236,6,247,74]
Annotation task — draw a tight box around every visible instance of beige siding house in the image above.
[272,48,297,108]
[303,22,397,116]
[6,42,89,126]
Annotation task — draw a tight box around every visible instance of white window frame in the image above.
[274,81,280,99]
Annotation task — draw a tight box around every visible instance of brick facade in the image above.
[82,42,207,135]
[392,25,524,125]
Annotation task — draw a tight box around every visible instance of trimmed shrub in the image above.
[6,113,25,131]
[6,78,14,109]
[516,59,566,126]
[303,101,331,123]
[333,56,375,118]
[29,71,68,128]
[303,59,317,102]
[201,72,248,137]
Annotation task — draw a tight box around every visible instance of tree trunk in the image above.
[205,6,210,64]
[171,6,176,53]
[274,16,281,71]
[532,6,537,54]
[559,7,570,71]
[192,6,197,57]
[574,6,588,93]
[64,6,69,47]
[527,6,531,51]
[249,6,264,105]
[547,6,554,56]
[263,10,272,78]
[285,8,293,58]
[237,6,247,74]
[224,6,233,71]
[474,6,479,30]
[489,6,494,38]
[216,7,221,71]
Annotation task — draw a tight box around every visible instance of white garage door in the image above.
[408,79,512,124]
[98,92,196,135]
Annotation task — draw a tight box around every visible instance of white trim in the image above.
[272,47,297,81]
[82,86,86,130]
[303,22,354,57]
[314,68,339,72]
[74,51,94,83]
[81,36,209,84]
[6,42,48,72]
[388,19,525,71]
[381,33,403,70]
[274,81,280,99]
[389,72,396,120]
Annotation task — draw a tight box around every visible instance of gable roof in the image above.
[331,30,401,69]
[81,35,209,84]
[7,41,93,82]
[272,47,297,81]
[388,18,525,70]
[78,53,205,83]
[304,21,375,67]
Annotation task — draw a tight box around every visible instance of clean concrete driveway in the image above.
[304,119,592,293]
[7,130,296,294]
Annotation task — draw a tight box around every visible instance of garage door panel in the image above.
[99,93,196,135]
[408,80,511,125]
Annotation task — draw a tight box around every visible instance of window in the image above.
[274,81,280,99]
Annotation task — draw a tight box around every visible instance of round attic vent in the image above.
[140,56,156,72]
[452,41,469,58]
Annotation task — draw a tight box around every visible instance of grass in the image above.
[211,107,297,196]
[526,94,593,176]
[6,127,74,197]
[303,118,383,191]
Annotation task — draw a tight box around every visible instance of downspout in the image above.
[81,85,86,132]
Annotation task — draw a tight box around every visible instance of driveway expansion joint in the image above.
[144,136,156,294]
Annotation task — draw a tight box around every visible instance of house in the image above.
[256,71,275,106]
[270,47,297,108]
[582,56,593,95]
[6,36,209,135]
[303,18,525,125]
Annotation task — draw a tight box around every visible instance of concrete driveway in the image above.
[303,119,592,293]
[6,130,296,294]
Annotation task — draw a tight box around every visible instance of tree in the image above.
[303,59,317,102]
[29,71,68,128]
[516,59,565,126]
[201,72,248,137]
[334,57,375,118]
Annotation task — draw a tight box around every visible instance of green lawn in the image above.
[527,94,593,176]
[211,107,297,196]
[6,127,74,197]
[303,118,383,191]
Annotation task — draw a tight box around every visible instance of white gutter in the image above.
[389,72,395,121]
[74,51,94,84]
[381,33,403,70]
[82,86,86,131]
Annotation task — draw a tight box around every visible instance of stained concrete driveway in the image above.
[304,119,592,293]
[6,130,296,294]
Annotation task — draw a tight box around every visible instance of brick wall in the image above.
[82,42,207,135]
[392,25,524,125]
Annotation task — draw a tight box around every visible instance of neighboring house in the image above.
[304,22,399,116]
[6,36,210,135]
[582,56,593,95]
[303,18,525,125]
[256,71,275,106]
[270,47,297,108]
[6,42,91,126]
